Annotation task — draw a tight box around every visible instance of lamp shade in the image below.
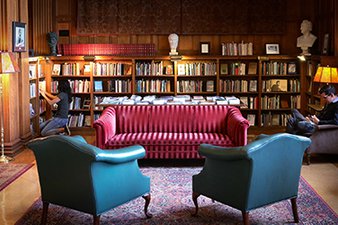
[0,52,20,74]
[313,66,338,83]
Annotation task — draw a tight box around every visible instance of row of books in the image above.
[93,95,241,106]
[52,63,81,76]
[135,79,171,93]
[219,80,257,92]
[261,61,297,75]
[262,79,301,92]
[30,81,46,98]
[177,63,217,76]
[261,95,301,109]
[68,113,91,127]
[30,99,47,118]
[221,42,254,56]
[240,96,258,109]
[29,64,42,79]
[220,62,258,75]
[246,113,291,126]
[51,80,90,93]
[94,80,132,93]
[69,97,90,110]
[93,62,132,76]
[58,44,156,56]
[135,61,173,76]
[177,80,214,93]
[261,113,289,126]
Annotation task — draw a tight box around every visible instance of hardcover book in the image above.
[248,62,257,75]
[220,64,228,75]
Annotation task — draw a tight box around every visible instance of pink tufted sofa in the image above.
[93,105,249,159]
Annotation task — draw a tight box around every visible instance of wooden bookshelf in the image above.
[31,55,306,129]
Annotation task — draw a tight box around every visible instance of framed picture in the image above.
[322,33,329,55]
[287,62,297,74]
[265,44,279,55]
[12,21,26,52]
[82,99,91,109]
[200,42,210,54]
[269,79,287,92]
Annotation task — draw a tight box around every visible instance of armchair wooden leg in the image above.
[142,194,152,218]
[306,151,311,165]
[192,192,200,216]
[242,211,250,225]
[41,201,49,225]
[291,197,299,223]
[93,215,100,225]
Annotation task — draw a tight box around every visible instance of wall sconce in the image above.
[0,52,20,163]
[313,66,338,84]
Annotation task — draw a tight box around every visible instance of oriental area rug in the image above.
[0,162,34,191]
[16,167,338,225]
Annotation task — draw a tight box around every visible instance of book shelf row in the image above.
[29,55,308,133]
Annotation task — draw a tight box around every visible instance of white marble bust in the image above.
[168,33,179,55]
[297,20,317,55]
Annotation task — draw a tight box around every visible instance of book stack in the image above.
[58,44,156,56]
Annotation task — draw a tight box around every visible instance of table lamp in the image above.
[313,66,338,84]
[0,52,20,163]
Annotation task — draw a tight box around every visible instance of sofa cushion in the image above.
[112,105,229,133]
[106,132,234,158]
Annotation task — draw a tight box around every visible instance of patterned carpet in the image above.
[0,163,33,191]
[16,167,338,225]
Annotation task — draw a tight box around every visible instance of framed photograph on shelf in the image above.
[269,79,287,92]
[265,44,279,55]
[200,42,210,55]
[322,33,329,55]
[82,99,91,109]
[12,21,26,52]
[287,62,297,74]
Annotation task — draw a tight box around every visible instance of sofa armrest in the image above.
[317,124,338,131]
[93,107,117,148]
[226,107,250,146]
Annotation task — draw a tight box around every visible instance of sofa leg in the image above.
[192,192,200,216]
[142,194,152,218]
[242,211,249,225]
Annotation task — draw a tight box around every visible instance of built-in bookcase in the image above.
[29,57,48,137]
[30,55,305,129]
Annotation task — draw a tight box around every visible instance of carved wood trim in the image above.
[77,0,285,35]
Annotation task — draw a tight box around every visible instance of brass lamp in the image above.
[0,52,20,163]
[313,66,338,83]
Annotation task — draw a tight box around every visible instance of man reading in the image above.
[286,84,338,135]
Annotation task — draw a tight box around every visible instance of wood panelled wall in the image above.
[0,0,31,155]
[29,0,334,56]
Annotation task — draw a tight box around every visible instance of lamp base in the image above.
[0,155,13,163]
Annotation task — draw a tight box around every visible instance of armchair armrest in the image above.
[93,107,117,148]
[95,145,146,164]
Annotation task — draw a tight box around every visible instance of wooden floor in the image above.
[0,127,337,224]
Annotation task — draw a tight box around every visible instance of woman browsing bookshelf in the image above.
[39,80,72,136]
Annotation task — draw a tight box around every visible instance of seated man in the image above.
[286,84,338,135]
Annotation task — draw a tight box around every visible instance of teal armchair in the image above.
[192,133,311,225]
[27,135,151,225]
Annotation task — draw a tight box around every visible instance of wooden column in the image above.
[0,0,30,155]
